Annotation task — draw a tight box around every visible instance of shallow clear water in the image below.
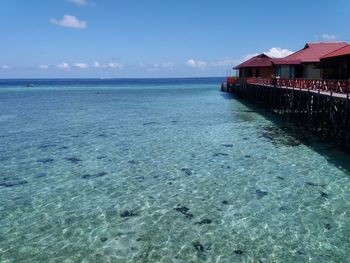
[0,79,349,263]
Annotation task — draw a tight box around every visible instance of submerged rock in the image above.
[174,206,189,213]
[320,191,329,198]
[81,172,107,179]
[38,144,58,150]
[233,250,244,255]
[256,189,268,198]
[0,179,28,188]
[195,219,212,225]
[305,182,326,187]
[100,237,108,242]
[213,153,229,157]
[192,241,205,253]
[143,122,159,126]
[181,168,192,176]
[65,157,82,164]
[120,210,138,218]
[174,205,193,219]
[37,158,54,164]
[36,172,48,178]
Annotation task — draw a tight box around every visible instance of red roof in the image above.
[281,42,347,63]
[234,54,273,69]
[271,58,301,65]
[321,45,350,59]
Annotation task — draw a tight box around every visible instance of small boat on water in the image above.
[26,83,34,87]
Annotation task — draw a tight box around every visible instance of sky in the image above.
[0,0,349,78]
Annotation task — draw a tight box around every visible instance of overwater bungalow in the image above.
[234,54,274,78]
[224,41,350,93]
[272,42,347,79]
[321,45,350,79]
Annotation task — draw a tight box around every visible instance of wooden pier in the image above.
[221,78,350,150]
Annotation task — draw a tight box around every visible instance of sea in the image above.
[0,78,349,262]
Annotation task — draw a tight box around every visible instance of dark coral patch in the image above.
[174,205,193,219]
[195,219,212,225]
[305,182,327,187]
[320,191,329,198]
[37,158,54,164]
[213,153,229,157]
[65,157,82,164]
[256,189,268,198]
[120,210,138,218]
[181,168,192,176]
[82,172,107,179]
[0,179,28,188]
[192,241,205,253]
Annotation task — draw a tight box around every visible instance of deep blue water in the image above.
[0,78,349,262]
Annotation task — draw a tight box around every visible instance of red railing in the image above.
[236,77,350,96]
[227,77,236,84]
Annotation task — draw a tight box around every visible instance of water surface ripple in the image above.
[0,79,349,262]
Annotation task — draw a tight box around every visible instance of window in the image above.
[290,66,295,79]
[275,66,281,78]
[256,68,260,77]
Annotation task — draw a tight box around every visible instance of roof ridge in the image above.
[307,41,347,45]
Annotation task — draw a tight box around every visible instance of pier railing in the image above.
[234,77,350,96]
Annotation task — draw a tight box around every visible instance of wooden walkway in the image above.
[221,81,350,150]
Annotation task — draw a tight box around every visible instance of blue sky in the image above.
[0,0,349,78]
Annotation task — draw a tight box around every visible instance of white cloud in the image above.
[161,62,174,69]
[186,59,207,69]
[209,58,241,67]
[321,34,338,40]
[265,47,293,58]
[74,63,89,69]
[93,62,100,68]
[56,63,70,70]
[50,15,87,29]
[66,0,88,5]
[108,63,123,69]
[1,65,10,69]
[139,62,174,71]
[38,65,49,69]
[183,47,293,71]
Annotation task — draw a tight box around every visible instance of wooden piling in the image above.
[224,81,350,151]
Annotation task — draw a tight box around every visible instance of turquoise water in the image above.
[0,79,349,262]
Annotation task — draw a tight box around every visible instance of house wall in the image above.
[321,56,350,79]
[260,67,274,78]
[280,65,291,78]
[303,63,321,79]
[239,67,274,78]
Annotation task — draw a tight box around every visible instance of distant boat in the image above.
[26,83,34,87]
